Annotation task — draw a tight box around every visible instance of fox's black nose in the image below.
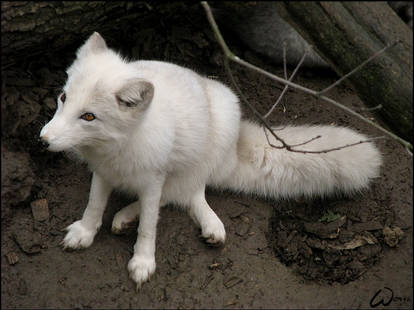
[40,137,49,148]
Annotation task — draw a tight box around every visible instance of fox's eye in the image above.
[60,92,66,103]
[80,113,96,121]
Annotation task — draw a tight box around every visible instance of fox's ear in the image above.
[76,32,108,58]
[115,78,154,111]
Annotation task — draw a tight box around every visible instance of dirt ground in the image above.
[1,4,412,309]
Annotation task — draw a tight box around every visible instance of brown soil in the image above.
[1,4,412,309]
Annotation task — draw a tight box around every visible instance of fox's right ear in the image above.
[76,32,108,59]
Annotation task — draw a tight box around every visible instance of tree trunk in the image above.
[1,1,152,66]
[275,2,413,142]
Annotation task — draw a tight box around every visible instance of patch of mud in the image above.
[268,185,405,284]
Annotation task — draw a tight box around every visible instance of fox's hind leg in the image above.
[111,201,140,234]
[188,188,226,246]
[112,199,168,234]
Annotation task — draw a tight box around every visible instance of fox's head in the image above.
[40,32,154,153]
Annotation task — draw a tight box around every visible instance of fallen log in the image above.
[275,2,413,142]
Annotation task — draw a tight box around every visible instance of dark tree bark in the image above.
[1,1,152,66]
[275,2,413,142]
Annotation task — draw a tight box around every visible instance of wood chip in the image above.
[31,199,49,222]
[223,276,243,289]
[6,252,19,265]
[304,216,346,239]
[349,221,383,232]
[208,262,221,270]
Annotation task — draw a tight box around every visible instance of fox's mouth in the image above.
[43,140,76,153]
[46,143,66,152]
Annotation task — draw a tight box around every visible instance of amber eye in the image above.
[60,92,66,103]
[80,113,96,121]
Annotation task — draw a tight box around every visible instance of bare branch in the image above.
[263,46,308,118]
[201,1,412,152]
[283,41,288,80]
[317,41,400,96]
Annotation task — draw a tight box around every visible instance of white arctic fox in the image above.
[40,32,382,288]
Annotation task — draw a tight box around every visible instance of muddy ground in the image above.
[1,4,412,309]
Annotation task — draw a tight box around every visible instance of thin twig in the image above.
[282,41,288,113]
[263,128,322,149]
[290,137,387,154]
[283,41,288,80]
[263,127,386,154]
[263,46,308,118]
[289,135,321,147]
[317,41,400,95]
[223,57,287,149]
[201,1,412,152]
[357,104,383,112]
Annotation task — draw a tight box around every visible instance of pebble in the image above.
[235,222,250,237]
[383,226,404,247]
[13,230,41,254]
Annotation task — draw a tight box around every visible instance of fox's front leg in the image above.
[128,175,164,289]
[62,172,112,249]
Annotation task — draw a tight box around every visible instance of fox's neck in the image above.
[77,137,130,169]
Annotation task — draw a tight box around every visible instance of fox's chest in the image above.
[95,163,147,194]
[83,151,145,193]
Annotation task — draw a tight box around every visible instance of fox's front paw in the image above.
[200,218,226,246]
[128,255,156,290]
[61,220,98,249]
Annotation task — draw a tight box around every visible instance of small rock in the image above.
[235,222,250,237]
[1,147,35,207]
[6,252,19,265]
[13,230,41,254]
[240,215,250,223]
[383,226,404,247]
[18,278,28,295]
[31,199,49,222]
[227,202,247,219]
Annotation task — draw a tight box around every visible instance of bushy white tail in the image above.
[211,120,382,199]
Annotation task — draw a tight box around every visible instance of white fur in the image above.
[40,32,382,288]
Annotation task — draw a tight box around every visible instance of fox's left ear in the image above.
[115,78,154,111]
[76,32,108,59]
